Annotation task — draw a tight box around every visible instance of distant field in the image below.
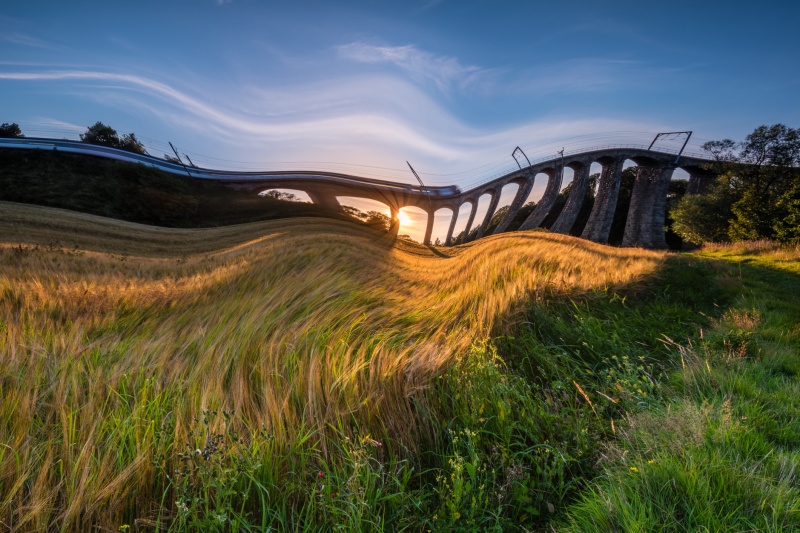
[1,200,798,531]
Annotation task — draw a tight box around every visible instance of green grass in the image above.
[560,246,800,532]
[2,197,799,531]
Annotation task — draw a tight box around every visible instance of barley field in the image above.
[0,201,668,530]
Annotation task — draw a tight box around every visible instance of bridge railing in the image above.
[461,144,709,191]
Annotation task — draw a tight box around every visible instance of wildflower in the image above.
[629,466,639,472]
[648,460,654,464]
[318,471,325,478]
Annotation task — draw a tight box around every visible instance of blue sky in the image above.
[2,1,799,239]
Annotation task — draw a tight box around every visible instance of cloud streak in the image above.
[337,42,483,93]
[0,67,670,184]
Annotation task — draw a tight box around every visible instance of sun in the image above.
[397,210,413,226]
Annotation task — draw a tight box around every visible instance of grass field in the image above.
[1,200,798,531]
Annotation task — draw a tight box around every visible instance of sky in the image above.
[2,1,799,241]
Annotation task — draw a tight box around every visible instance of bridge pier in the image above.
[622,165,674,249]
[460,200,479,243]
[550,161,590,235]
[423,210,435,245]
[581,158,624,243]
[475,189,501,239]
[493,177,534,235]
[445,207,459,246]
[306,191,341,212]
[519,168,561,230]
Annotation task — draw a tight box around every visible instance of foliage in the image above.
[671,123,800,244]
[340,205,392,232]
[0,122,24,138]
[80,121,149,155]
[671,174,737,243]
[261,189,302,202]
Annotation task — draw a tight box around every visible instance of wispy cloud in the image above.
[336,42,483,93]
[0,67,668,182]
[1,32,59,50]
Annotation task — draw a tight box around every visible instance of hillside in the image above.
[1,201,798,531]
[0,148,342,227]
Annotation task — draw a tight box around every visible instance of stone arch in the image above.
[464,193,492,242]
[621,157,675,249]
[581,157,625,243]
[550,160,592,234]
[450,201,475,245]
[519,167,561,230]
[493,180,534,235]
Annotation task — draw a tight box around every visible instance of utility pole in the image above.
[407,161,433,212]
[648,131,693,165]
[169,142,192,177]
[512,146,532,170]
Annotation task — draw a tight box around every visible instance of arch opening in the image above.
[429,207,454,246]
[524,172,550,206]
[589,162,603,195]
[464,193,492,241]
[259,189,311,202]
[559,167,575,192]
[607,159,640,245]
[397,206,428,243]
[336,196,392,231]
[451,202,473,244]
[484,182,519,235]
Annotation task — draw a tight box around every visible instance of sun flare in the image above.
[397,210,413,226]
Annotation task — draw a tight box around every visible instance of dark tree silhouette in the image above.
[80,122,148,155]
[0,122,24,138]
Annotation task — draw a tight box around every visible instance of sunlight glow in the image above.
[397,210,413,226]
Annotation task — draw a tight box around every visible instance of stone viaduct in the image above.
[0,138,718,249]
[216,147,716,250]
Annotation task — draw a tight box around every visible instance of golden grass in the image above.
[0,200,666,529]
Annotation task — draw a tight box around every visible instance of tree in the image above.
[80,122,148,155]
[364,211,391,232]
[670,175,737,244]
[262,190,300,202]
[118,132,147,155]
[0,122,24,138]
[671,124,800,243]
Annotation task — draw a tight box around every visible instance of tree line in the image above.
[0,121,148,155]
[671,124,800,244]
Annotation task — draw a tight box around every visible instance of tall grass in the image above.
[560,243,800,531]
[0,201,665,530]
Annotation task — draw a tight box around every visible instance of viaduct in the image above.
[0,138,717,249]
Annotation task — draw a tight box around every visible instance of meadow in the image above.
[1,200,798,531]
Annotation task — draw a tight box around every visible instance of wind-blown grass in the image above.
[4,200,797,531]
[0,201,665,530]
